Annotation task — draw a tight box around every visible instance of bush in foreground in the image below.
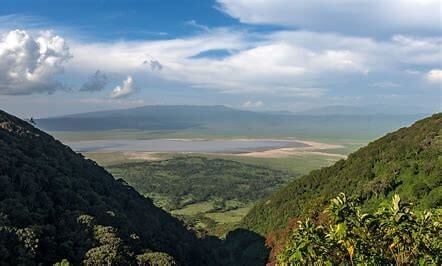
[277,193,441,265]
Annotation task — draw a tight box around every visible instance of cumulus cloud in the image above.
[242,100,263,108]
[217,0,441,36]
[110,75,136,98]
[80,70,108,92]
[0,29,71,95]
[426,69,442,83]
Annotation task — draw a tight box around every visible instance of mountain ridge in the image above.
[241,113,442,235]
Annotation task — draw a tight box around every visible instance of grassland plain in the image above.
[83,139,353,236]
[51,127,383,144]
[84,137,359,173]
[76,131,369,237]
[103,156,295,236]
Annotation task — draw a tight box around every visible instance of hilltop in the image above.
[242,113,442,235]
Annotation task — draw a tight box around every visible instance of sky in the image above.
[0,0,441,117]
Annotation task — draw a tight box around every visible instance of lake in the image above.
[66,139,309,153]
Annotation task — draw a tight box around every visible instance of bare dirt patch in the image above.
[123,151,162,161]
[235,140,347,159]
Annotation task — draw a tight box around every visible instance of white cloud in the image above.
[242,100,263,108]
[426,69,442,83]
[217,0,441,35]
[110,75,136,98]
[64,28,440,97]
[0,29,71,95]
[4,24,437,102]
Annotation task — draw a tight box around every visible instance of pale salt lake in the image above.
[66,139,309,153]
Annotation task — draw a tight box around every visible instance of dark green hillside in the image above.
[0,110,204,265]
[107,156,292,211]
[242,113,442,235]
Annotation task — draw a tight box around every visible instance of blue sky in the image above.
[1,0,242,40]
[0,0,440,117]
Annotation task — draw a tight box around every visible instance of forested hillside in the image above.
[242,113,441,235]
[0,110,207,264]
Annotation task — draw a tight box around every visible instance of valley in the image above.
[74,136,353,237]
[0,109,440,265]
[82,145,343,236]
[38,106,417,238]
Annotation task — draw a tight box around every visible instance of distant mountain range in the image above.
[36,105,429,141]
[37,105,276,131]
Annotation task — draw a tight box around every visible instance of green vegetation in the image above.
[277,193,441,265]
[0,110,269,265]
[185,153,340,176]
[84,148,343,236]
[108,156,292,211]
[1,107,439,265]
[86,150,339,176]
[242,113,441,235]
[106,156,293,235]
[0,110,204,264]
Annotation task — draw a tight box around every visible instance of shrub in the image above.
[277,193,441,265]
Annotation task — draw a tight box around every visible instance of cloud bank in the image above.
[66,29,440,97]
[0,29,71,95]
[217,0,441,36]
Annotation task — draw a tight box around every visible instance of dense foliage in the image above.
[242,113,441,235]
[108,156,291,211]
[0,110,206,264]
[277,193,441,265]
